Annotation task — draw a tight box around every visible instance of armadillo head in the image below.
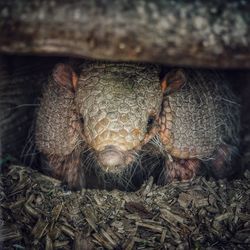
[75,62,163,173]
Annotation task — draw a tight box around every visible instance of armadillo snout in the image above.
[97,145,134,173]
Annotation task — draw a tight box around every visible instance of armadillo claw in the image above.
[43,149,86,190]
[208,144,239,179]
[163,158,200,183]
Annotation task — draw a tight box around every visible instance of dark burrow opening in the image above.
[0,54,250,192]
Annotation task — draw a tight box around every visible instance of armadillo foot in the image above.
[209,144,238,179]
[164,158,200,182]
[41,150,85,190]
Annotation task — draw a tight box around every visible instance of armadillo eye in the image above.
[147,115,155,131]
[80,117,84,124]
[147,116,154,126]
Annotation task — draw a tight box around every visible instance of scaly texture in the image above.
[159,69,240,160]
[76,62,163,151]
[35,62,240,188]
[35,76,80,156]
[35,61,163,188]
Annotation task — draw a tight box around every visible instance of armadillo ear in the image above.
[161,69,186,94]
[52,63,78,92]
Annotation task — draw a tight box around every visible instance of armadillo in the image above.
[35,61,240,189]
[159,69,240,181]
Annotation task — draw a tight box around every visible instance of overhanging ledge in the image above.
[0,0,249,68]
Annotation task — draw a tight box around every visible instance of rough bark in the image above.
[0,0,249,68]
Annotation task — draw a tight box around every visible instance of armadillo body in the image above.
[35,62,163,189]
[35,62,240,189]
[159,69,240,180]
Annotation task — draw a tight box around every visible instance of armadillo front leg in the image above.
[164,157,200,182]
[35,64,85,189]
[208,144,239,179]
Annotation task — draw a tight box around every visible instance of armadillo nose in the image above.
[98,146,125,172]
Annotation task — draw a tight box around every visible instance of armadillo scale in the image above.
[75,62,163,152]
[35,76,80,156]
[159,69,240,160]
[34,62,240,189]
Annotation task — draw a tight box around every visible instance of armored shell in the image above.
[35,63,240,189]
[75,62,163,152]
[159,69,240,160]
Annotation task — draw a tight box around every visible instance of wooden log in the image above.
[0,0,249,68]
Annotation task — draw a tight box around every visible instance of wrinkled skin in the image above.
[35,62,240,189]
